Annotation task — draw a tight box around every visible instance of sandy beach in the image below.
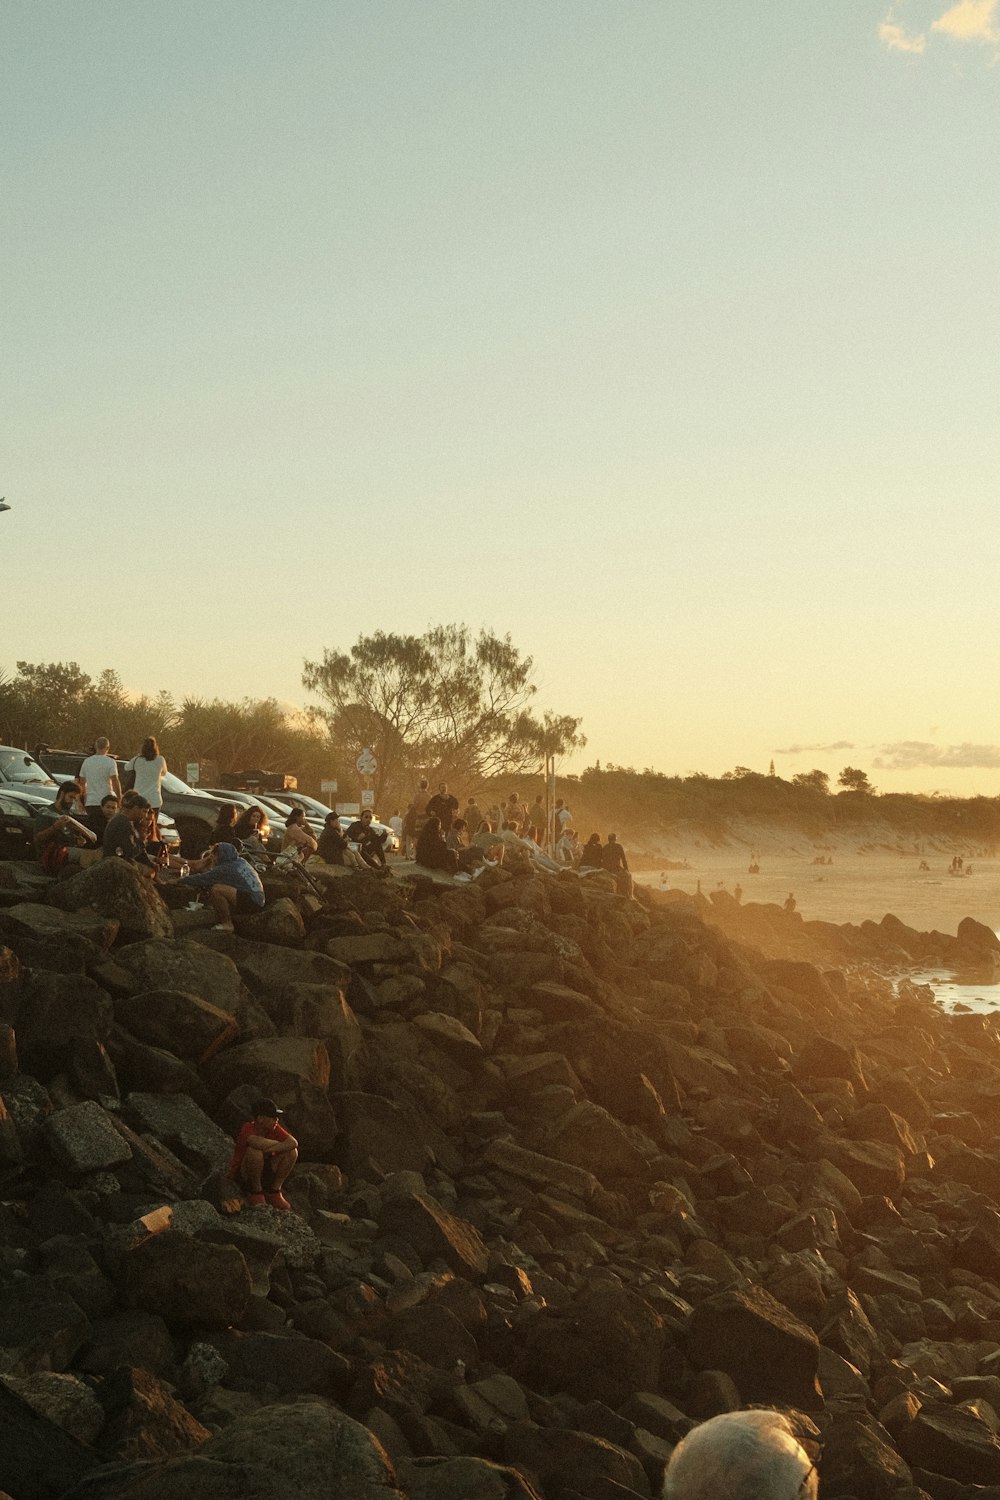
[635,847,1000,934]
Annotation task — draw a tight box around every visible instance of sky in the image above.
[3,1,999,796]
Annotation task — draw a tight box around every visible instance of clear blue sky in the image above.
[3,1,999,792]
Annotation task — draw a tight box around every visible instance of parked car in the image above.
[0,746,60,800]
[0,787,49,858]
[37,751,234,857]
[196,789,293,852]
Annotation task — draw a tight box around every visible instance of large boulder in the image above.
[510,1285,664,1408]
[46,859,173,941]
[333,1092,433,1177]
[4,970,112,1079]
[59,1399,406,1500]
[46,1101,132,1174]
[113,990,238,1063]
[0,1379,98,1500]
[542,1100,650,1184]
[400,1455,542,1500]
[123,1232,252,1330]
[103,940,269,1034]
[378,1191,489,1279]
[193,931,351,998]
[0,902,119,949]
[123,1093,233,1176]
[686,1286,822,1410]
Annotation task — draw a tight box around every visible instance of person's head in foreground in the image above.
[661,1410,819,1500]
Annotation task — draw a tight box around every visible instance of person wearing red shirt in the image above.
[229,1098,298,1210]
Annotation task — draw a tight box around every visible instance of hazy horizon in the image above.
[4,2,999,800]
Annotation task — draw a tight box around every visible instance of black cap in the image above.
[253,1098,284,1118]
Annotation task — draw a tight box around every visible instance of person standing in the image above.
[529,794,547,843]
[426,781,459,834]
[127,737,168,835]
[79,737,122,843]
[601,832,633,896]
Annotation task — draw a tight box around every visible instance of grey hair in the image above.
[662,1411,817,1500]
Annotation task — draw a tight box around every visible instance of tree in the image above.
[792,769,830,793]
[303,625,584,806]
[838,766,874,795]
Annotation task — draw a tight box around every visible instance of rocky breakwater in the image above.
[697,885,1000,990]
[3,856,1000,1496]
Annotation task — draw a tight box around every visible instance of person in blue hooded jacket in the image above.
[180,841,265,931]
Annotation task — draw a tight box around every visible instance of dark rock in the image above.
[334,1092,434,1177]
[379,1192,489,1279]
[206,1330,351,1400]
[400,1455,543,1499]
[900,1404,1000,1486]
[46,859,172,941]
[45,1100,132,1174]
[686,1285,821,1411]
[113,990,238,1063]
[502,1424,651,1500]
[124,1231,252,1329]
[0,1282,91,1376]
[96,1365,209,1462]
[511,1286,664,1408]
[0,1379,98,1500]
[59,1399,407,1499]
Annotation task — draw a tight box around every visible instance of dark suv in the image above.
[37,750,237,857]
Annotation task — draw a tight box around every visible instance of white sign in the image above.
[336,802,360,816]
[320,779,338,793]
[186,762,200,785]
[355,747,377,777]
[361,788,375,808]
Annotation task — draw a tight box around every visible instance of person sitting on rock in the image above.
[578,833,604,870]
[180,841,265,930]
[232,806,274,873]
[316,812,364,869]
[661,1409,819,1500]
[102,792,158,875]
[281,807,317,862]
[601,832,633,896]
[228,1097,298,1210]
[33,780,99,875]
[346,808,389,871]
[416,813,459,874]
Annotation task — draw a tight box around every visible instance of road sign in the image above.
[356,748,377,777]
[320,779,338,793]
[361,788,375,808]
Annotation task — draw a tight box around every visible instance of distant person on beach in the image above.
[734,882,743,903]
[784,892,797,913]
[661,1409,818,1500]
[228,1098,297,1210]
[659,871,669,891]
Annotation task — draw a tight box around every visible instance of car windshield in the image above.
[0,748,56,787]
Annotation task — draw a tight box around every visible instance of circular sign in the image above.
[355,748,377,776]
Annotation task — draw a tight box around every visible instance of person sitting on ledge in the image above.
[180,841,265,930]
[102,792,158,875]
[661,1409,819,1500]
[228,1097,298,1210]
[415,813,459,874]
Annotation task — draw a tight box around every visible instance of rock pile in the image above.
[2,855,1000,1497]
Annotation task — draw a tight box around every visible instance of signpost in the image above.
[355,747,377,812]
[320,779,338,794]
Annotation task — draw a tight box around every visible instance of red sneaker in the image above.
[246,1192,266,1208]
[266,1192,292,1211]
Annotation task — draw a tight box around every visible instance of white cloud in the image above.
[879,18,927,50]
[873,740,1000,770]
[773,740,855,755]
[932,0,1000,41]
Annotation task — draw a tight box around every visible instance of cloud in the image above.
[873,740,1000,769]
[774,740,855,755]
[879,17,927,50]
[932,0,1000,41]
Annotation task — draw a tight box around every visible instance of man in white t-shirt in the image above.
[79,737,122,842]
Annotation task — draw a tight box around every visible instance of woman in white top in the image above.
[129,737,168,833]
[281,807,318,861]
